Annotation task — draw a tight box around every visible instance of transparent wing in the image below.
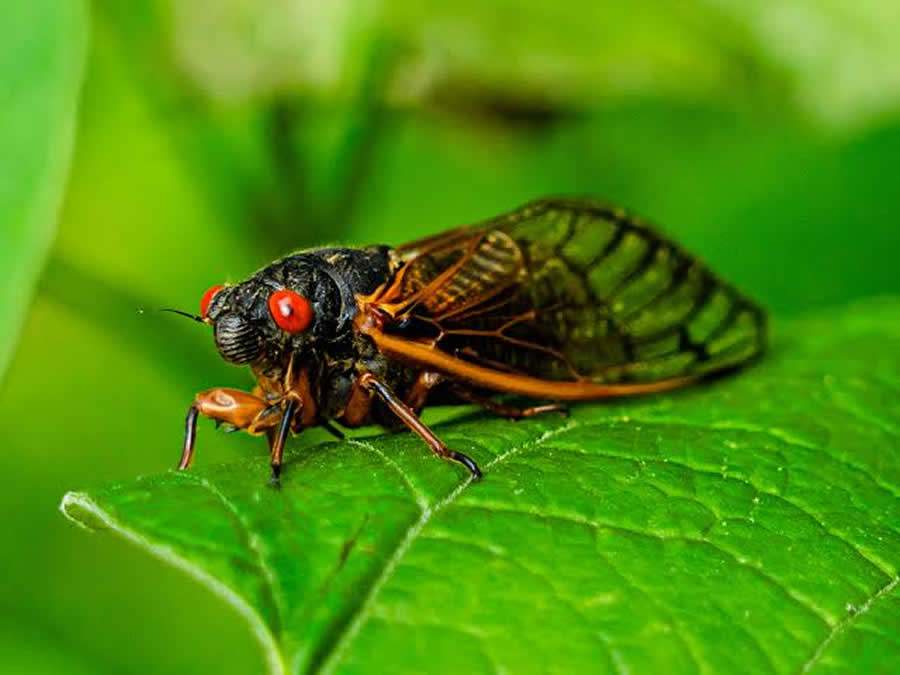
[379,198,766,386]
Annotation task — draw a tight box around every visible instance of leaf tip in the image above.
[59,491,106,532]
[58,490,288,675]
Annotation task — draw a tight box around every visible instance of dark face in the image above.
[200,255,345,372]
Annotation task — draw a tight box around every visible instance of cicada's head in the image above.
[199,255,347,372]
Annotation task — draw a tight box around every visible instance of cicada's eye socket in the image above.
[200,284,225,319]
[268,289,314,334]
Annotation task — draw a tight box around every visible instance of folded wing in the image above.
[380,198,766,388]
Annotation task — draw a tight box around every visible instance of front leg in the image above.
[357,372,482,479]
[266,398,299,484]
[178,387,289,473]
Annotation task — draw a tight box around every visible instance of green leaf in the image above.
[710,0,900,126]
[61,298,899,675]
[0,1,88,380]
[172,1,777,108]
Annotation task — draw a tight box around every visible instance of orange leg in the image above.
[178,387,296,482]
[358,372,482,479]
[449,384,568,420]
[405,371,443,413]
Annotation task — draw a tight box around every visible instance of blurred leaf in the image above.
[170,0,785,109]
[0,0,87,380]
[62,298,899,674]
[712,0,900,126]
[0,295,267,675]
[380,1,780,108]
[54,9,269,307]
[169,0,900,127]
[172,0,381,103]
[0,619,95,675]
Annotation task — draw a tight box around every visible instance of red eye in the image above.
[268,290,313,333]
[200,284,225,318]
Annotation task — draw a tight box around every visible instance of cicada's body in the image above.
[177,198,766,482]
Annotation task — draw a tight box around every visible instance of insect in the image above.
[172,198,766,483]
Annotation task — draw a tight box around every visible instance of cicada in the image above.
[174,198,766,482]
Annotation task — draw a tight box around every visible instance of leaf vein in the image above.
[711,420,899,499]
[548,437,897,579]
[799,575,900,674]
[458,501,834,629]
[314,420,580,673]
[419,529,628,675]
[348,439,430,511]
[605,412,898,499]
[178,474,285,639]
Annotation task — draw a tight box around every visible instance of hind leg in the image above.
[449,384,569,420]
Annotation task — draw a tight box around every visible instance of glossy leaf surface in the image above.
[62,299,899,674]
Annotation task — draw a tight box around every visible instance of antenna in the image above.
[160,308,205,324]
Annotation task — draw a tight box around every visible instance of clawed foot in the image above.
[450,450,483,480]
[268,463,282,489]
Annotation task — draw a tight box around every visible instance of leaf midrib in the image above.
[62,411,898,675]
[309,412,897,674]
[309,420,580,675]
[180,473,286,638]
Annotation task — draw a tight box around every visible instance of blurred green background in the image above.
[1,1,899,673]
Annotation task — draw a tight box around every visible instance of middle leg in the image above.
[449,383,568,420]
[357,372,482,479]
